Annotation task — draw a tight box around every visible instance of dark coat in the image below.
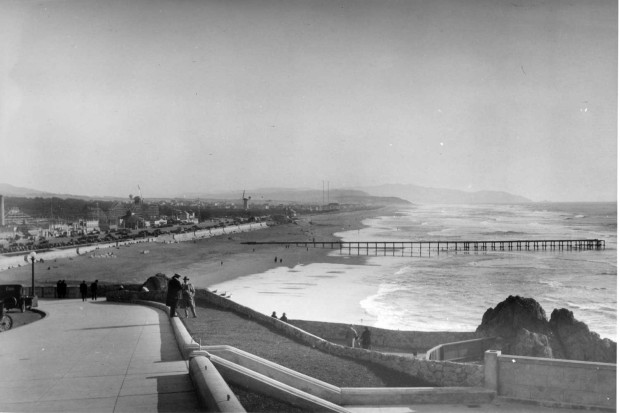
[166,277,182,306]
[360,328,371,348]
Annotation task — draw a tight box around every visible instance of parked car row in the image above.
[0,218,259,255]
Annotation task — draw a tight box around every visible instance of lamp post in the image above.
[28,251,36,297]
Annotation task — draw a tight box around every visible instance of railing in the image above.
[426,337,497,362]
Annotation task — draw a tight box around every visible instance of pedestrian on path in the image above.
[181,276,197,318]
[79,281,88,301]
[345,325,358,348]
[90,280,98,301]
[360,327,372,350]
[166,274,182,317]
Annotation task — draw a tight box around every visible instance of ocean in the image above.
[211,203,617,341]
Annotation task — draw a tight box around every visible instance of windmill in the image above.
[242,190,251,210]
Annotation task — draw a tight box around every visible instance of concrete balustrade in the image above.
[203,345,495,407]
[207,353,351,413]
[204,345,342,404]
[189,351,246,412]
[426,337,497,361]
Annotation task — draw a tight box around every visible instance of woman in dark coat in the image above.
[79,281,88,302]
[166,274,183,317]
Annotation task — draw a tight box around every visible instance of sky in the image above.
[0,0,617,202]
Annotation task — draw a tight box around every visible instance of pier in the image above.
[242,239,605,257]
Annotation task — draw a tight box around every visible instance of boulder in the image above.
[476,295,551,339]
[514,328,554,358]
[476,296,616,363]
[141,273,169,292]
[549,308,616,363]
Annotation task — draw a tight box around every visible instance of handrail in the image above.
[426,337,497,362]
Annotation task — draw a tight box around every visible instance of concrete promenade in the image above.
[0,298,602,413]
[0,299,200,412]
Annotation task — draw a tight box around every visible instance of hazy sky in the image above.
[1,0,617,201]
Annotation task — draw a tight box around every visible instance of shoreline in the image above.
[0,207,394,290]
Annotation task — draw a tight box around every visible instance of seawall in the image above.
[107,287,485,388]
[0,222,266,272]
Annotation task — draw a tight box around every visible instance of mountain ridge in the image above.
[356,184,532,204]
[0,182,532,204]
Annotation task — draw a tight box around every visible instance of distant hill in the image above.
[182,188,411,206]
[356,184,532,204]
[0,183,51,198]
[0,182,529,205]
[0,183,124,201]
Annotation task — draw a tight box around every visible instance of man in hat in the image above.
[166,274,183,317]
[181,275,197,318]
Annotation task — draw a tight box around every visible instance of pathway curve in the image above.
[0,299,199,412]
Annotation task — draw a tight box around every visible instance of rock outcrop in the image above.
[141,273,169,292]
[476,295,616,363]
[549,308,616,363]
[477,295,550,339]
[514,328,554,358]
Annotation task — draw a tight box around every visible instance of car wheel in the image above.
[0,315,12,332]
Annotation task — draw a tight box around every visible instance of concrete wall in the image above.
[155,223,266,244]
[426,337,497,361]
[485,350,616,410]
[25,284,127,299]
[0,222,266,272]
[107,288,484,387]
[0,239,151,271]
[290,319,479,353]
[107,291,617,411]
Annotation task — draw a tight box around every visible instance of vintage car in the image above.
[0,284,37,313]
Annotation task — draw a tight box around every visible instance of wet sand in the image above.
[0,208,392,289]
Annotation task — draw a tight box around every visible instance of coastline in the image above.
[0,207,393,290]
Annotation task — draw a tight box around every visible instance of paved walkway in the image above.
[0,299,200,412]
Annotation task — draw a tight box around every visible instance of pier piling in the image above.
[242,239,605,257]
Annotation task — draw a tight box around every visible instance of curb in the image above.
[132,299,246,412]
[189,351,246,412]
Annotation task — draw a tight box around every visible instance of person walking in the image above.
[79,281,88,302]
[279,313,288,322]
[166,274,182,318]
[360,327,372,350]
[181,276,197,318]
[345,325,358,348]
[90,280,98,301]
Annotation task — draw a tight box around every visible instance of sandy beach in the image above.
[0,208,389,290]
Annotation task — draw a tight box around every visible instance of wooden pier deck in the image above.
[242,239,605,257]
